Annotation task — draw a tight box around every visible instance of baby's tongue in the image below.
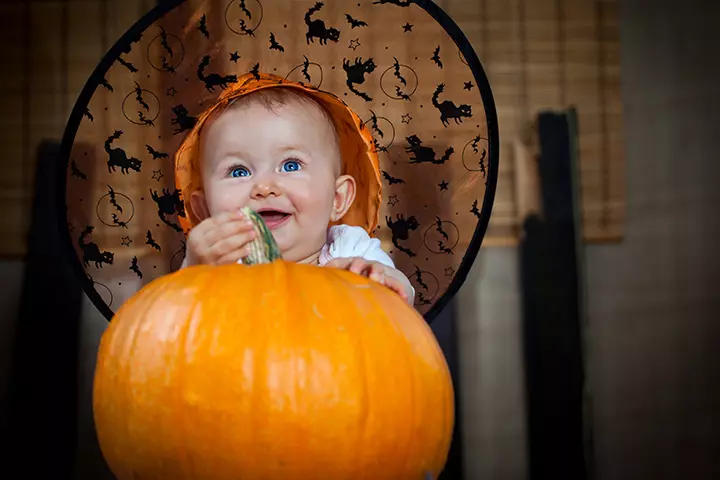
[259,211,288,223]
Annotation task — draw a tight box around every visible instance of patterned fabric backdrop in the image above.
[62,0,498,321]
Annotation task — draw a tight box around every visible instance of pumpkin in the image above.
[93,208,454,480]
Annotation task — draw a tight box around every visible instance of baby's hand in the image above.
[185,210,257,266]
[325,257,414,305]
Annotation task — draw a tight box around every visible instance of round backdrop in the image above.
[59,0,499,323]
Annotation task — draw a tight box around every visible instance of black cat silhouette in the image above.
[197,55,238,92]
[386,214,418,257]
[343,57,376,101]
[305,2,340,45]
[79,226,114,268]
[104,130,142,174]
[150,188,185,232]
[405,135,454,165]
[432,83,472,126]
[171,105,197,134]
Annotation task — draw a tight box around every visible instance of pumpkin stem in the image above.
[240,207,283,265]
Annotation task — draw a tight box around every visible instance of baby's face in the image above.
[194,95,353,262]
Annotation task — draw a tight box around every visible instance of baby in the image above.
[180,81,414,304]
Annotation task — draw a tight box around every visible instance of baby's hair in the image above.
[226,87,335,126]
[213,86,344,173]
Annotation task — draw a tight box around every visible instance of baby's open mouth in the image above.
[257,210,291,228]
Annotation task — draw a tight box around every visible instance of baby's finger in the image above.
[368,265,385,283]
[204,217,255,247]
[215,244,253,265]
[348,257,370,275]
[380,276,409,302]
[206,230,257,260]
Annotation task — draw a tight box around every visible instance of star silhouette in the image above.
[152,169,164,181]
[387,195,399,207]
[438,180,449,191]
[401,113,412,124]
[445,267,455,277]
[464,81,474,91]
[402,22,413,32]
[229,51,240,62]
[165,87,177,97]
[121,236,132,247]
[349,38,361,50]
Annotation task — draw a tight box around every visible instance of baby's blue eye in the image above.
[281,160,301,172]
[230,166,250,178]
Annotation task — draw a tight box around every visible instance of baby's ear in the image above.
[189,190,211,223]
[331,174,356,222]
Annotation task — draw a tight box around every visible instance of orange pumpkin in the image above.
[93,210,454,480]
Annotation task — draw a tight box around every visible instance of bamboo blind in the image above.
[0,0,624,257]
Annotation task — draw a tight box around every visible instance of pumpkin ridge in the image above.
[173,268,219,477]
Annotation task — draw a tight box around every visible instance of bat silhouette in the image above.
[368,110,384,137]
[470,199,481,219]
[83,108,94,122]
[146,144,168,159]
[134,82,149,111]
[471,135,480,154]
[239,0,252,19]
[137,111,155,127]
[70,160,87,180]
[392,57,407,86]
[100,77,113,92]
[301,56,311,82]
[145,230,161,251]
[373,138,388,153]
[160,56,176,73]
[117,57,138,73]
[129,256,143,279]
[269,32,284,52]
[159,26,173,57]
[413,266,428,290]
[431,45,443,68]
[382,171,405,185]
[250,63,260,80]
[345,14,368,28]
[107,185,123,213]
[434,217,449,240]
[111,213,128,228]
[239,18,254,36]
[438,240,453,254]
[198,14,209,38]
[395,85,411,101]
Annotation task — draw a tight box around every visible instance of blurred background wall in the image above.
[1,0,718,478]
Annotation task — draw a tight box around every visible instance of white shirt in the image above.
[318,224,395,267]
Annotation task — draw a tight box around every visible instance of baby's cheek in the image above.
[211,184,250,214]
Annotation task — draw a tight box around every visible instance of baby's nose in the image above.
[250,179,280,198]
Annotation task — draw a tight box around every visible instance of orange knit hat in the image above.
[174,72,382,234]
